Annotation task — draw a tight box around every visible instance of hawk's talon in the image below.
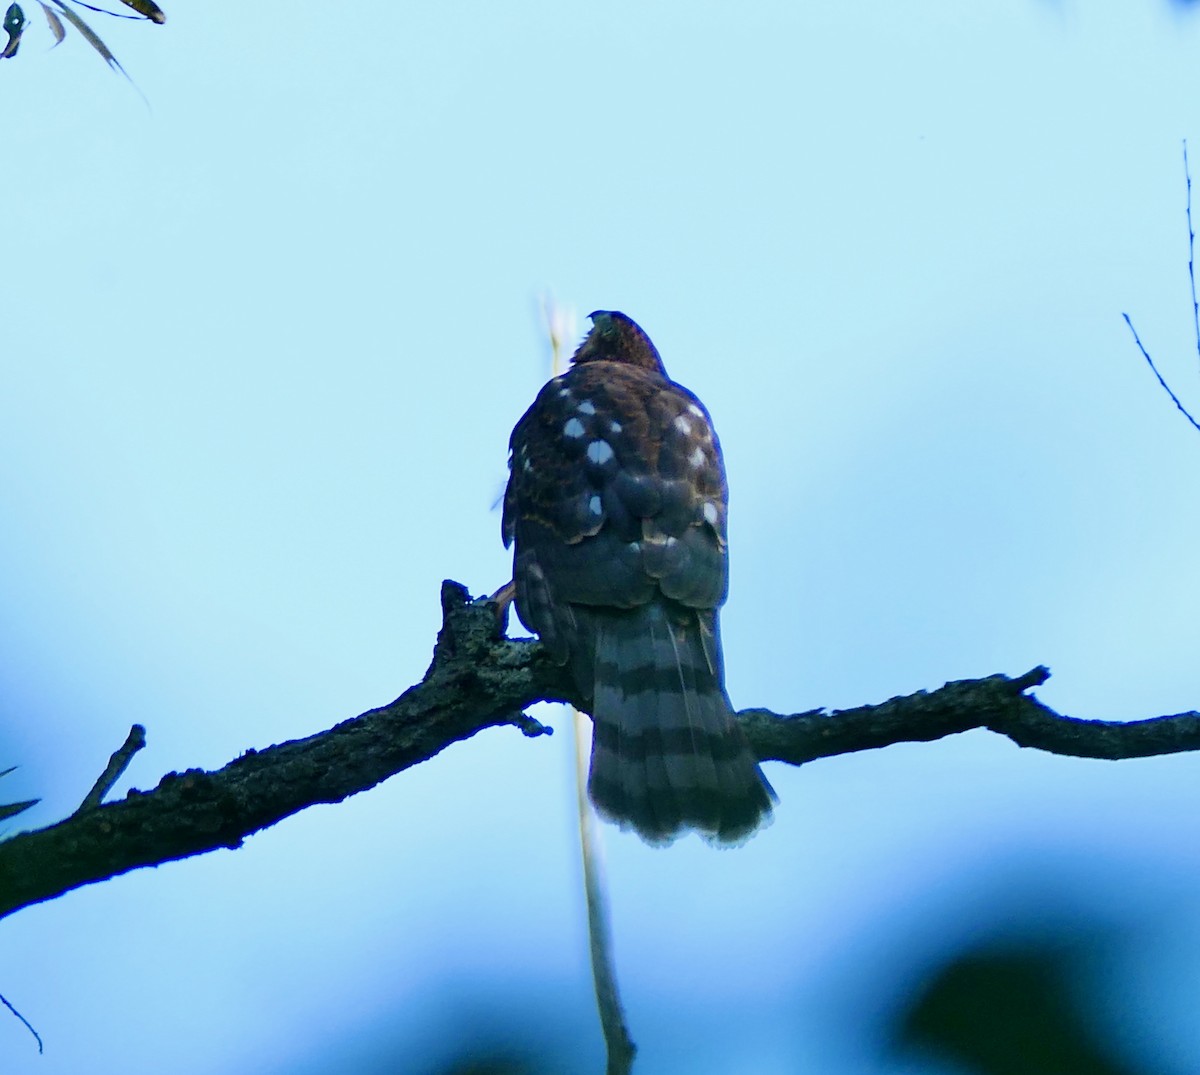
[484,579,516,637]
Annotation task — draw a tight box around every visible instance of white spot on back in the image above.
[702,501,719,526]
[688,403,705,419]
[523,457,534,473]
[588,495,603,516]
[673,415,693,436]
[688,446,706,468]
[587,440,614,465]
[609,420,623,434]
[563,417,585,438]
[577,399,597,416]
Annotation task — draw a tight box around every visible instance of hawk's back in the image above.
[503,312,775,846]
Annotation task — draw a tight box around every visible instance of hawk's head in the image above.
[571,310,667,375]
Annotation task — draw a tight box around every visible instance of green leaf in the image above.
[1,2,25,58]
[118,0,162,24]
[48,0,117,67]
[38,0,64,46]
[47,0,146,104]
[3,2,24,33]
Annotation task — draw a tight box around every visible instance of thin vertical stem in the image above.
[540,294,636,1074]
[574,710,636,1075]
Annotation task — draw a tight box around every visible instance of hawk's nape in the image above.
[503,310,775,847]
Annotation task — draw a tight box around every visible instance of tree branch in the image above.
[1,581,1196,922]
[741,665,1200,764]
[0,581,567,921]
[74,723,147,814]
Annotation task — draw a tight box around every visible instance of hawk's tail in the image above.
[583,604,776,847]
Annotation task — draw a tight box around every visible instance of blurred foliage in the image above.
[892,939,1142,1075]
[431,1049,546,1075]
[287,984,579,1075]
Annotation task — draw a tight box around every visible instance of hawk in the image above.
[502,310,775,846]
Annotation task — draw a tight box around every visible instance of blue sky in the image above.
[3,1,1200,1071]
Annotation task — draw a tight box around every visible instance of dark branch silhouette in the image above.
[1,580,1197,924]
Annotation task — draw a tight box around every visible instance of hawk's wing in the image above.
[503,359,728,663]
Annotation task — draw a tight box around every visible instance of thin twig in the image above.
[0,991,42,1054]
[75,724,146,814]
[1121,313,1200,432]
[1185,141,1200,372]
[0,798,39,822]
[0,766,38,823]
[1122,142,1200,432]
[63,0,143,19]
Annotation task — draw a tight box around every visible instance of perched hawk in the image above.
[502,311,775,846]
